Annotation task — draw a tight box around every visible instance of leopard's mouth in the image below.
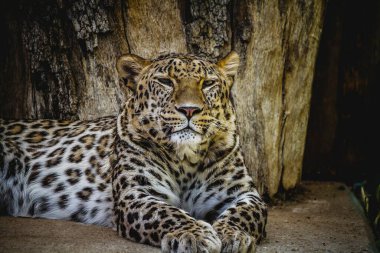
[171,126,202,135]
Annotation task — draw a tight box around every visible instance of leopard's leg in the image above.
[212,190,267,253]
[0,139,28,215]
[193,149,267,253]
[112,169,221,252]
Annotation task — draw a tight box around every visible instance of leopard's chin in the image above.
[170,129,203,162]
[170,128,202,144]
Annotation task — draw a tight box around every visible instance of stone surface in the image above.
[0,217,159,253]
[260,181,377,253]
[0,182,376,253]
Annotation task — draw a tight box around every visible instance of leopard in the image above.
[0,51,267,253]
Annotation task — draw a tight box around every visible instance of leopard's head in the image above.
[116,52,239,162]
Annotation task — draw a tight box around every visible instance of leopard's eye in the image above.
[202,80,216,89]
[157,78,173,88]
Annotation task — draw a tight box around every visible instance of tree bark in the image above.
[0,0,325,197]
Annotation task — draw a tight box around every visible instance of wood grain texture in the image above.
[233,1,325,196]
[125,0,187,58]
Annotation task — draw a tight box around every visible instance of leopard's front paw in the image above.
[213,224,256,253]
[161,220,221,253]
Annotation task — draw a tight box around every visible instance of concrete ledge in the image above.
[0,217,159,253]
[260,181,376,253]
[0,182,377,253]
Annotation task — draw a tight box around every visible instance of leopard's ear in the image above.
[117,54,151,92]
[217,51,240,78]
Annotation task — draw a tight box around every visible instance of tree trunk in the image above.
[0,0,325,197]
[232,1,325,196]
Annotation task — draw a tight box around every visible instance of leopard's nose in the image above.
[175,105,203,119]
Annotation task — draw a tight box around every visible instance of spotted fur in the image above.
[0,52,267,253]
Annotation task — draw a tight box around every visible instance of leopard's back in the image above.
[0,116,115,226]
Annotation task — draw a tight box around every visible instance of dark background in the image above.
[303,0,380,187]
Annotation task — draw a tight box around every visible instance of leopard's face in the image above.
[117,52,239,159]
